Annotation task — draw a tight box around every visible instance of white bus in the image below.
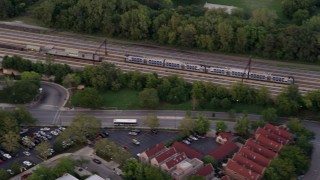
[113,119,137,126]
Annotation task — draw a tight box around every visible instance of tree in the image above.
[194,114,210,134]
[13,106,36,125]
[139,88,159,108]
[28,165,53,180]
[178,111,196,135]
[52,158,76,177]
[304,16,320,31]
[72,88,103,109]
[261,108,278,122]
[123,159,142,180]
[250,8,277,27]
[64,114,101,143]
[202,155,218,168]
[217,22,233,51]
[234,114,250,137]
[62,73,81,88]
[94,138,118,160]
[11,161,20,175]
[296,135,313,155]
[250,120,266,131]
[0,169,9,180]
[0,131,20,152]
[287,118,315,140]
[144,114,160,130]
[20,71,41,85]
[281,0,316,19]
[216,121,227,132]
[264,158,296,180]
[35,141,51,160]
[7,80,39,103]
[279,146,310,174]
[76,157,90,168]
[220,98,231,109]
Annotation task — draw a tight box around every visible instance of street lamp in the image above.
[174,96,177,129]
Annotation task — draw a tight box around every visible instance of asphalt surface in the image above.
[22,81,320,180]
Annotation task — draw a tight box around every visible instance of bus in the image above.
[113,119,137,126]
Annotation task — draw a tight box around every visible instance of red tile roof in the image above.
[245,139,277,159]
[164,153,187,169]
[145,143,166,157]
[255,134,282,152]
[171,142,202,159]
[264,123,293,140]
[239,146,271,167]
[194,164,214,177]
[154,147,177,164]
[218,132,234,141]
[232,153,265,174]
[256,128,289,145]
[208,141,238,161]
[225,160,260,180]
[220,175,230,180]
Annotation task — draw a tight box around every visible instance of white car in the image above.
[132,139,140,145]
[39,131,46,136]
[40,127,50,131]
[50,131,58,136]
[23,151,31,156]
[59,126,66,131]
[23,161,32,167]
[3,154,12,159]
[182,140,190,145]
[128,132,138,136]
[189,135,198,141]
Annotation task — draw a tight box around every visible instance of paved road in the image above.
[25,82,320,180]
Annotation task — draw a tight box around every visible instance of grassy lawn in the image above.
[100,89,140,110]
[96,89,265,114]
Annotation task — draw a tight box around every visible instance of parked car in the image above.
[189,135,198,141]
[131,129,141,134]
[128,132,138,136]
[0,159,3,164]
[23,151,31,156]
[132,139,140,145]
[93,158,102,164]
[7,169,14,175]
[58,126,66,131]
[23,161,32,167]
[50,131,58,136]
[21,173,32,180]
[182,140,190,145]
[40,127,50,131]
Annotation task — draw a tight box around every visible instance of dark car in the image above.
[92,158,102,164]
[21,173,32,180]
[131,129,141,134]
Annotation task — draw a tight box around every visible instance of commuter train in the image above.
[124,55,294,84]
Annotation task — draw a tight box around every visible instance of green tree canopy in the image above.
[72,88,103,109]
[144,114,160,130]
[139,88,159,108]
[234,114,250,137]
[216,120,227,132]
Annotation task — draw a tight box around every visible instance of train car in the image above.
[125,55,146,64]
[164,59,184,69]
[270,74,294,84]
[65,49,79,57]
[146,57,165,66]
[206,66,229,75]
[229,67,249,78]
[185,63,206,72]
[46,49,68,56]
[124,54,294,85]
[248,71,269,81]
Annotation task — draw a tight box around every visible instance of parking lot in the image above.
[0,127,64,174]
[106,129,180,157]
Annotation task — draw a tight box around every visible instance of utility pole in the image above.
[93,39,107,65]
[242,56,252,83]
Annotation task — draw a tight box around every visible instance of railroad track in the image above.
[0,27,319,96]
